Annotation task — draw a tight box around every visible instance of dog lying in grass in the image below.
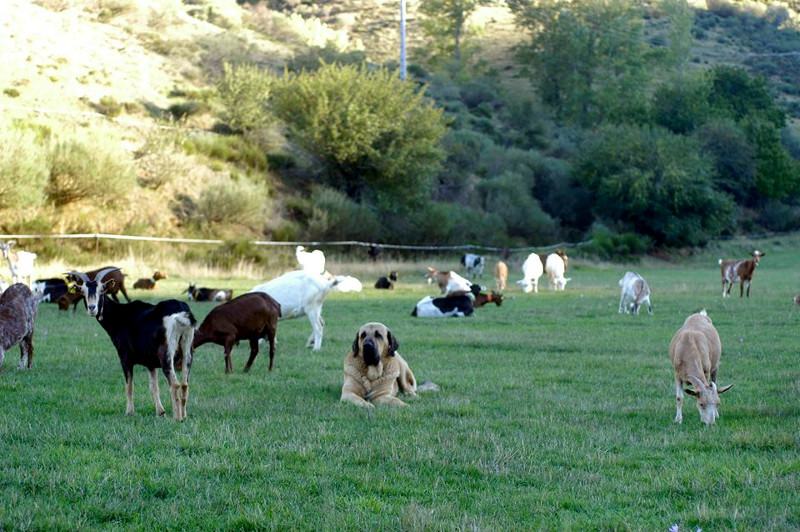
[341,322,417,408]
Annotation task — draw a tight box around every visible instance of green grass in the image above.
[1,241,799,530]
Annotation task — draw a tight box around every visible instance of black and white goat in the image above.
[69,268,196,420]
[33,278,69,303]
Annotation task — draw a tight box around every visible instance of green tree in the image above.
[419,0,493,64]
[509,0,650,125]
[576,124,735,246]
[652,71,711,134]
[270,63,447,211]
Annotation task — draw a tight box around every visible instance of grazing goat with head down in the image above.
[460,253,486,279]
[0,283,38,370]
[69,268,196,420]
[494,261,508,293]
[517,253,543,294]
[193,292,282,374]
[1,241,37,288]
[719,250,764,298]
[670,310,732,425]
[618,271,652,315]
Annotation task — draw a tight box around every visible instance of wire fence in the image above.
[0,233,590,255]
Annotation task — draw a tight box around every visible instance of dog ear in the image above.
[351,333,360,357]
[387,330,399,356]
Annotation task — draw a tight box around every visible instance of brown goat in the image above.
[0,283,38,370]
[192,292,282,374]
[473,291,504,308]
[133,270,167,290]
[66,266,129,303]
[719,250,764,298]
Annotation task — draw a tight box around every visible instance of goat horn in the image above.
[66,271,91,285]
[94,267,121,282]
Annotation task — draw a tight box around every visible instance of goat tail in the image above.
[718,259,723,266]
[164,311,197,372]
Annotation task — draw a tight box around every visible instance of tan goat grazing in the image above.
[669,310,733,425]
[494,261,508,292]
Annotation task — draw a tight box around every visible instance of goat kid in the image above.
[719,250,764,298]
[1,241,37,288]
[669,310,732,425]
[618,271,653,315]
[193,292,281,374]
[133,270,167,290]
[0,283,38,370]
[70,268,196,420]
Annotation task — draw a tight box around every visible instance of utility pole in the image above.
[400,0,407,80]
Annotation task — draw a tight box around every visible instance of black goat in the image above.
[374,271,398,290]
[33,278,69,303]
[69,268,196,420]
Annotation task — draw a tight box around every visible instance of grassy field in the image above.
[1,239,799,531]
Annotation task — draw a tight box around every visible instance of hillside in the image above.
[1,0,799,255]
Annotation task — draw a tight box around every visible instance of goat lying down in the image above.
[0,283,38,370]
[411,294,474,318]
[70,268,196,420]
[669,310,733,425]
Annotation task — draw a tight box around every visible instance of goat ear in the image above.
[717,384,733,395]
[684,388,699,397]
[351,333,360,358]
[102,278,116,291]
[387,330,399,356]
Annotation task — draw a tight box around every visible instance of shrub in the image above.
[46,131,136,207]
[216,62,273,133]
[195,175,269,228]
[135,127,188,190]
[96,96,123,117]
[476,171,557,243]
[0,126,49,210]
[584,224,653,260]
[305,186,381,241]
[3,88,21,98]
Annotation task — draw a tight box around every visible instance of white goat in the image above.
[618,271,652,315]
[251,270,340,351]
[460,253,486,279]
[669,310,733,425]
[545,252,570,291]
[1,241,37,288]
[296,245,326,275]
[517,253,544,294]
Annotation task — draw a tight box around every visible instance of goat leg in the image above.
[148,368,166,416]
[243,338,259,373]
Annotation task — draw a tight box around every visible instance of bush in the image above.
[0,125,49,210]
[96,96,123,117]
[216,62,273,133]
[271,63,447,212]
[305,187,381,241]
[476,171,557,243]
[195,175,269,228]
[584,224,653,260]
[46,131,136,207]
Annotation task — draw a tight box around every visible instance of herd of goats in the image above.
[0,239,767,424]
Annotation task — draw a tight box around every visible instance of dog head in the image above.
[351,322,398,367]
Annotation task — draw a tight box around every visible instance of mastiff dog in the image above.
[341,322,417,408]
